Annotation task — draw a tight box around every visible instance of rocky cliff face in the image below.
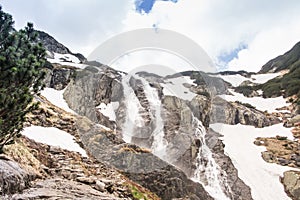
[76,116,213,200]
[60,66,256,199]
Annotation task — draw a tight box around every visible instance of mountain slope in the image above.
[36,30,86,63]
[259,41,300,73]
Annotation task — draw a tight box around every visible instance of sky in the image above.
[1,0,300,72]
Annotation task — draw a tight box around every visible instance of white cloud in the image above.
[120,0,300,72]
[2,0,300,72]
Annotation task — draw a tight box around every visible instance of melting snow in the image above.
[162,76,196,101]
[210,123,297,200]
[219,89,289,113]
[22,126,87,157]
[40,88,75,114]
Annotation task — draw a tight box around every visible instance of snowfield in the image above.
[211,73,281,87]
[162,76,196,101]
[210,123,297,200]
[22,126,87,157]
[219,89,289,113]
[41,88,76,114]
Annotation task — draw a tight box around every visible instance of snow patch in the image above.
[97,102,119,121]
[40,88,75,114]
[250,73,281,84]
[22,126,87,157]
[162,76,196,101]
[47,53,88,69]
[211,73,280,87]
[219,89,289,113]
[210,123,297,200]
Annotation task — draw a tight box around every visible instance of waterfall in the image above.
[121,74,230,199]
[139,77,168,159]
[192,116,230,200]
[121,74,144,143]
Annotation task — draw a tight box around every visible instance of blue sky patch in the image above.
[218,44,248,64]
[135,0,178,14]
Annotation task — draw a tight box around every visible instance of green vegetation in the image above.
[261,65,300,98]
[234,85,255,97]
[260,41,300,73]
[0,7,46,152]
[130,185,149,200]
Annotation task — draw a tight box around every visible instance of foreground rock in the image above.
[1,136,159,200]
[281,170,300,200]
[0,156,35,196]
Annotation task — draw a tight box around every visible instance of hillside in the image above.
[259,41,300,73]
[1,27,300,200]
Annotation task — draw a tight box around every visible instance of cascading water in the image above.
[121,74,144,143]
[192,116,230,200]
[121,73,230,199]
[139,77,168,159]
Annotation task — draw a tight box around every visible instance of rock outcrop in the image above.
[43,65,76,90]
[76,116,213,200]
[36,30,86,62]
[210,96,280,127]
[64,66,122,127]
[0,156,35,196]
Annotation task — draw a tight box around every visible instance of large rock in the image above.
[9,178,126,200]
[282,170,300,200]
[64,66,122,125]
[76,117,213,200]
[0,157,35,195]
[210,96,280,127]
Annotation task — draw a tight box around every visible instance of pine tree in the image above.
[0,6,46,152]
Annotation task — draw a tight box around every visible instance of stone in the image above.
[0,158,35,195]
[95,180,106,192]
[261,151,276,163]
[282,171,300,200]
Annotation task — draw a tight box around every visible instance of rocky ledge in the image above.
[1,136,159,200]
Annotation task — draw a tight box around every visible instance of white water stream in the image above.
[121,74,144,143]
[192,116,230,200]
[139,77,168,159]
[121,74,229,199]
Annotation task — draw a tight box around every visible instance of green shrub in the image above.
[0,7,46,152]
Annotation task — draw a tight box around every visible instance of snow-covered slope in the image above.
[219,89,289,113]
[211,73,281,87]
[210,123,296,200]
